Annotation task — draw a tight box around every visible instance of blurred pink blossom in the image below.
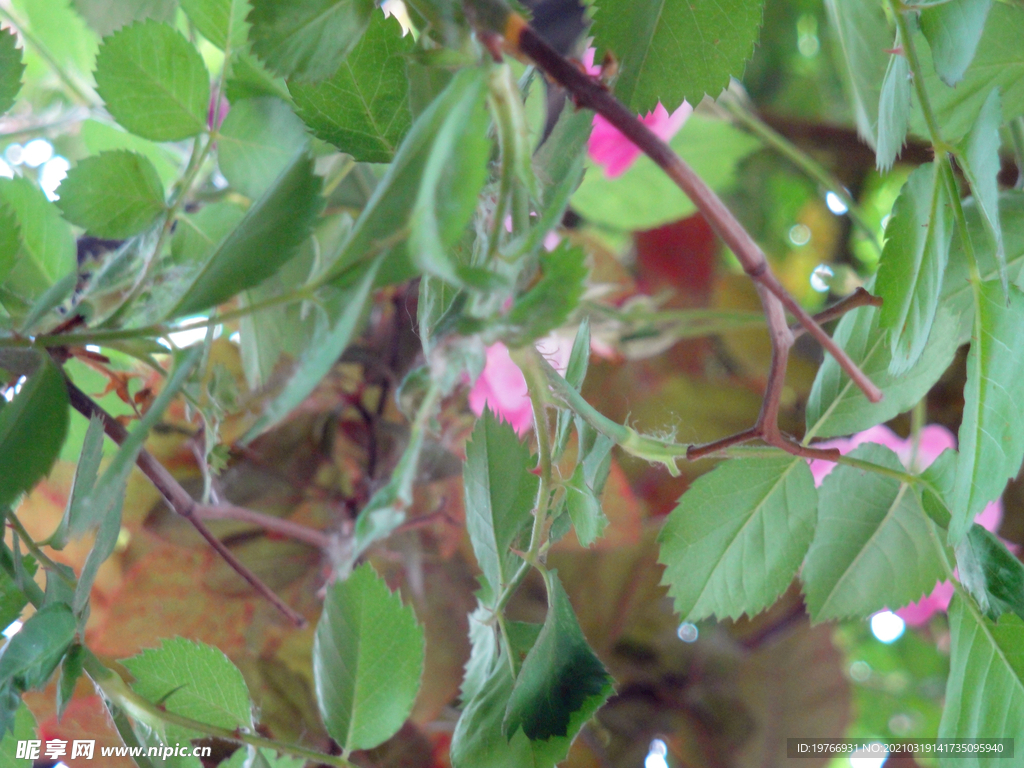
[582,50,692,178]
[808,424,1004,626]
[468,336,574,435]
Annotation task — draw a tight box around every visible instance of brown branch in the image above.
[790,287,883,338]
[194,503,334,551]
[64,380,308,627]
[494,13,881,459]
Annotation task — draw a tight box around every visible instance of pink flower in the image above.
[468,336,573,435]
[808,425,1004,626]
[583,50,692,178]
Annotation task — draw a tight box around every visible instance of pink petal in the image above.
[588,103,692,178]
[896,579,955,626]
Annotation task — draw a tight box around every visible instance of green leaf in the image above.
[18,272,77,335]
[0,603,75,691]
[571,114,760,231]
[553,319,591,459]
[124,638,253,732]
[180,0,250,52]
[408,68,491,288]
[94,20,211,142]
[805,298,959,440]
[658,456,816,622]
[0,354,69,510]
[823,0,891,149]
[876,42,911,172]
[314,563,424,752]
[56,150,165,238]
[225,50,292,103]
[72,488,123,615]
[463,410,538,604]
[875,161,953,374]
[460,603,499,706]
[45,414,105,551]
[504,570,612,741]
[920,0,991,87]
[0,178,76,313]
[0,702,36,766]
[324,68,491,287]
[167,152,323,318]
[590,0,764,112]
[72,0,178,38]
[80,119,180,186]
[919,447,956,530]
[951,282,1024,543]
[56,643,84,720]
[959,88,1005,293]
[565,464,607,549]
[451,638,603,768]
[0,204,20,288]
[939,595,1024,754]
[956,524,1024,623]
[289,11,412,163]
[248,0,375,82]
[242,259,378,441]
[802,443,948,622]
[911,2,1024,142]
[0,29,24,116]
[503,243,587,345]
[217,97,309,199]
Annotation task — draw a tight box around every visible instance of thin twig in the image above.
[488,9,881,460]
[193,503,335,551]
[64,380,308,627]
[790,287,883,337]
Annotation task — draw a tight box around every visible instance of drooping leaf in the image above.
[451,639,604,768]
[0,552,33,634]
[464,410,537,604]
[241,259,378,441]
[17,272,77,335]
[460,603,499,706]
[323,68,489,286]
[571,114,760,231]
[503,571,612,741]
[0,178,76,313]
[658,456,816,622]
[565,463,607,549]
[94,20,211,142]
[590,0,764,112]
[123,638,253,733]
[805,298,959,440]
[289,11,412,163]
[314,563,424,752]
[875,161,953,374]
[45,414,105,551]
[248,0,375,82]
[920,0,992,87]
[950,281,1024,543]
[876,41,911,171]
[72,0,178,37]
[918,447,956,530]
[0,354,69,510]
[553,319,591,459]
[912,2,1024,141]
[489,63,538,199]
[225,50,292,103]
[0,204,20,288]
[408,68,492,288]
[0,29,24,116]
[167,152,323,319]
[959,88,1005,292]
[72,489,123,615]
[956,524,1024,623]
[56,643,84,720]
[180,0,250,52]
[216,97,309,199]
[939,595,1024,751]
[802,443,948,623]
[56,151,165,238]
[823,0,891,148]
[0,603,75,692]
